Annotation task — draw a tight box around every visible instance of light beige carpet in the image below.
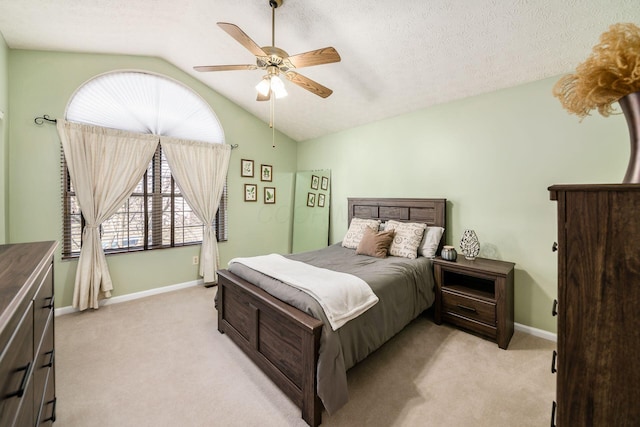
[55,286,556,427]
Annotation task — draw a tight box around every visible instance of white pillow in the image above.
[385,220,427,259]
[342,218,381,249]
[418,226,445,258]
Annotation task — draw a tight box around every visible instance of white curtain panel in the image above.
[57,120,159,310]
[160,137,231,283]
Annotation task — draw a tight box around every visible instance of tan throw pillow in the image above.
[385,220,427,259]
[342,218,382,249]
[356,227,395,258]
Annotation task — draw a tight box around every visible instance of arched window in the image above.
[62,71,227,258]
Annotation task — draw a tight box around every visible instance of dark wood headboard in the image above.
[348,197,446,228]
[347,197,447,254]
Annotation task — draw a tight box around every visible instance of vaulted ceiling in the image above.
[1,0,638,141]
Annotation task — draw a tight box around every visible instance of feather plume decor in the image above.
[553,23,640,118]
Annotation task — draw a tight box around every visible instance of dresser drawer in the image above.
[0,305,34,427]
[34,311,54,418]
[36,368,56,426]
[442,289,496,326]
[33,264,54,347]
[11,379,34,427]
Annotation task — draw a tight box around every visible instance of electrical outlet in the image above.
[192,256,199,265]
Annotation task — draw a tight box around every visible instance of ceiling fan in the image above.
[194,0,341,101]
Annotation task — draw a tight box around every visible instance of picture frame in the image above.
[241,159,254,177]
[311,175,319,190]
[244,184,257,202]
[307,192,316,207]
[321,176,329,191]
[264,187,276,204]
[318,193,325,207]
[260,164,273,182]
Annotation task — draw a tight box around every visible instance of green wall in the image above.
[297,77,629,334]
[0,33,8,243]
[7,50,297,307]
[6,48,631,334]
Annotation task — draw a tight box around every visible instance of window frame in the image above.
[60,70,228,260]
[61,144,228,260]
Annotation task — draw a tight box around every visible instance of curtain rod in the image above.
[33,114,238,149]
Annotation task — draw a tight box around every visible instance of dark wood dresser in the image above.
[549,185,640,426]
[0,241,57,426]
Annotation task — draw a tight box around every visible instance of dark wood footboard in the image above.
[217,269,324,426]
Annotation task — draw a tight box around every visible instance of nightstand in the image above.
[433,256,515,349]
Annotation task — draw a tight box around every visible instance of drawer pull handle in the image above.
[8,361,32,398]
[45,349,55,368]
[552,242,558,252]
[551,350,557,373]
[44,296,54,309]
[552,299,558,316]
[44,397,57,422]
[550,400,557,427]
[456,304,477,313]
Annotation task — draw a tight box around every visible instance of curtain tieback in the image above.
[85,225,99,229]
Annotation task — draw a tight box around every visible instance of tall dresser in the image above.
[0,241,57,426]
[549,185,640,426]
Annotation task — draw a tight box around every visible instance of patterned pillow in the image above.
[385,220,427,259]
[418,226,445,258]
[342,218,381,249]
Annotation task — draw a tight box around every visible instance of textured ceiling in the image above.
[1,0,639,141]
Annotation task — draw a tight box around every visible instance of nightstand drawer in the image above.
[442,289,496,325]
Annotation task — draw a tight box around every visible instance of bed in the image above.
[216,197,446,426]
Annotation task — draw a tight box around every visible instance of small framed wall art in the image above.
[321,176,329,190]
[261,164,273,182]
[311,175,319,190]
[307,192,316,207]
[241,159,254,177]
[264,187,276,204]
[244,184,257,202]
[318,193,325,207]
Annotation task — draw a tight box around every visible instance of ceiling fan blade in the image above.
[285,71,333,98]
[287,47,341,69]
[194,65,257,72]
[217,22,267,57]
[256,90,271,102]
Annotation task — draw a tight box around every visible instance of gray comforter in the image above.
[227,243,435,414]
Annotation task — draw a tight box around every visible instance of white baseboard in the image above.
[515,322,557,342]
[54,279,204,317]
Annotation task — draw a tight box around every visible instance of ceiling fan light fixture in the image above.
[270,75,287,98]
[255,75,288,99]
[256,77,271,97]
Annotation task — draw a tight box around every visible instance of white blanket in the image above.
[229,254,379,331]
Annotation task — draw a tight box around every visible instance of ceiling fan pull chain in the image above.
[270,95,276,148]
[270,94,275,129]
